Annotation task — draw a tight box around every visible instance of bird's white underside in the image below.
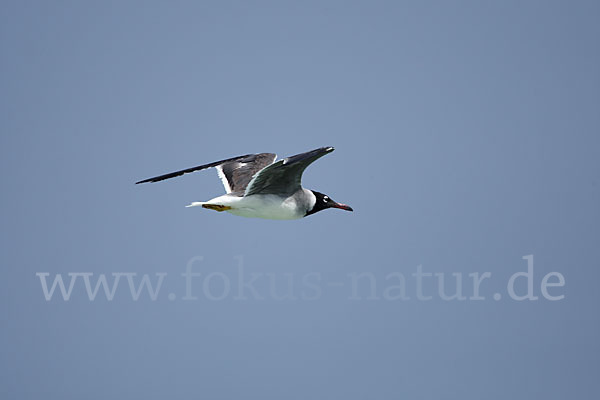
[187,190,316,220]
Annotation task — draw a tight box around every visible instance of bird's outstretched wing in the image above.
[136,153,277,194]
[244,147,334,197]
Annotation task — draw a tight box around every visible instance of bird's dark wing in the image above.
[135,153,277,194]
[215,153,277,193]
[244,147,334,197]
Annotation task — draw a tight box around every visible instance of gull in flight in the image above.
[136,147,353,220]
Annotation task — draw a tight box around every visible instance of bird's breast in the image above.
[227,194,305,220]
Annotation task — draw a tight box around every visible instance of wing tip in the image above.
[135,177,159,184]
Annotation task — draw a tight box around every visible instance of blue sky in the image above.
[1,1,599,399]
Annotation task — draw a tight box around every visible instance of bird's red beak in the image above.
[332,202,353,212]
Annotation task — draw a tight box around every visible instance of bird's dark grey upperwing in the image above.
[216,153,276,193]
[244,147,334,197]
[135,153,276,192]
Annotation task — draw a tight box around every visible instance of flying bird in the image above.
[135,147,353,220]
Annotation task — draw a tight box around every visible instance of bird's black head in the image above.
[305,191,353,217]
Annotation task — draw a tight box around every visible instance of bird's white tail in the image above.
[187,202,232,212]
[185,202,206,208]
